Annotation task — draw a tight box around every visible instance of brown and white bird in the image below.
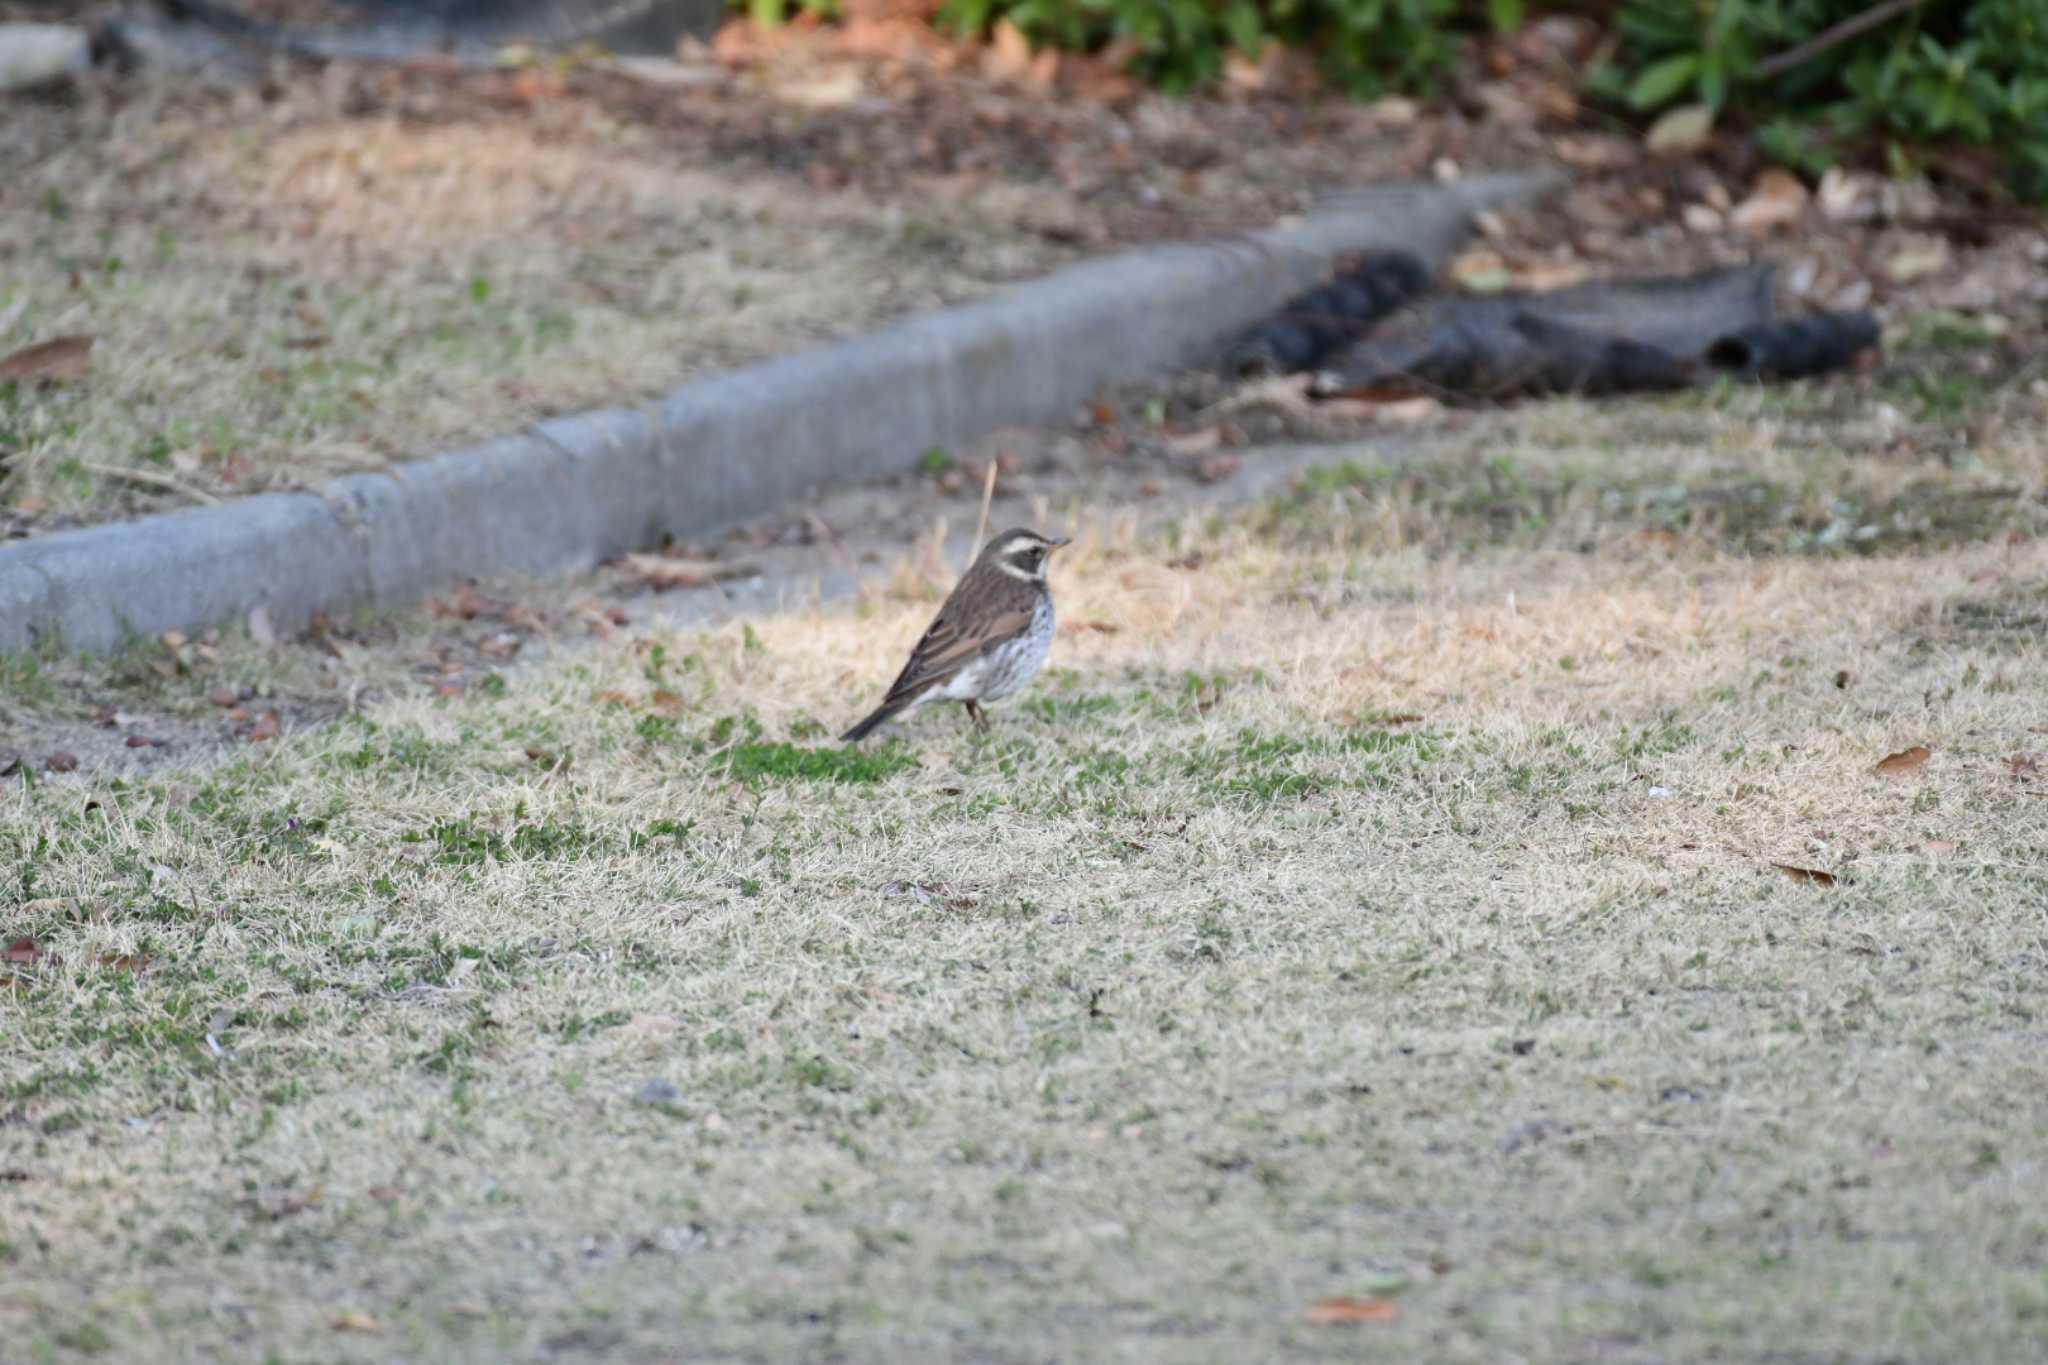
[841,528,1069,743]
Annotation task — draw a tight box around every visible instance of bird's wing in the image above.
[881,605,1034,705]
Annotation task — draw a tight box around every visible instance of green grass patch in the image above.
[715,741,918,787]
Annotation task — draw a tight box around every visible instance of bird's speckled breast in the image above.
[977,591,1055,701]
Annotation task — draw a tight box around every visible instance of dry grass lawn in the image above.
[0,73,1082,531]
[5,387,2048,1359]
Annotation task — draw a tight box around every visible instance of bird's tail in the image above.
[841,700,907,744]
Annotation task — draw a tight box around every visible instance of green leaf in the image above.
[1486,0,1524,36]
[1221,0,1264,57]
[1699,54,1728,111]
[749,0,785,29]
[934,0,988,39]
[1629,53,1701,110]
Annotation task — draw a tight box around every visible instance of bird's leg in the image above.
[964,700,990,733]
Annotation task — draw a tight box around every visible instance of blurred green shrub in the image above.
[734,0,2048,199]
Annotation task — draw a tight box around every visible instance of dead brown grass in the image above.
[4,453,2047,1359]
[0,74,1082,530]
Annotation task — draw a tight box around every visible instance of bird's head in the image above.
[982,528,1069,582]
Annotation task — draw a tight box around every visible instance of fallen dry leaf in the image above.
[1314,397,1388,421]
[1194,454,1242,484]
[427,583,519,621]
[99,953,152,972]
[597,689,640,708]
[3,938,40,964]
[1515,260,1589,292]
[1304,1296,1399,1325]
[1773,862,1838,887]
[1729,168,1809,234]
[1551,133,1637,173]
[208,687,241,707]
[0,334,93,383]
[1682,203,1725,234]
[247,711,282,742]
[1874,745,1931,776]
[1377,396,1445,424]
[985,17,1034,82]
[2008,755,2037,776]
[1449,247,1511,293]
[44,752,78,773]
[1886,237,1951,284]
[1913,839,1958,856]
[619,554,757,592]
[331,1312,385,1335]
[1161,425,1222,456]
[1645,103,1714,155]
[776,69,866,109]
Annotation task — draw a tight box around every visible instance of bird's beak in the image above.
[1049,536,1072,549]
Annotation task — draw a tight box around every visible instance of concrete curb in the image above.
[0,171,1558,654]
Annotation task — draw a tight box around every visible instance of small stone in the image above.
[1681,203,1724,234]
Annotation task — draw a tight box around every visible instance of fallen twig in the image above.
[1758,0,1923,79]
[78,461,220,506]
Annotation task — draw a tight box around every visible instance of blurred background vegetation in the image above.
[742,0,2048,200]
